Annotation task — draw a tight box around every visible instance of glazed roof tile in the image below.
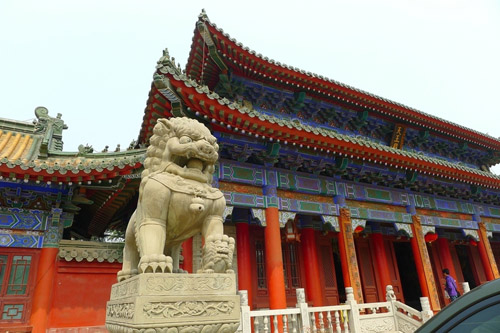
[155,62,500,189]
[189,12,500,151]
[0,129,39,161]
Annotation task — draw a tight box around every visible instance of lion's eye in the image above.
[179,136,192,144]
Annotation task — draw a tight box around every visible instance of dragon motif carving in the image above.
[118,117,234,281]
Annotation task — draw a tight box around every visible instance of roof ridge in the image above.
[195,15,500,147]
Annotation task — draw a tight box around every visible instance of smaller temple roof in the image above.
[0,108,145,184]
[0,108,145,238]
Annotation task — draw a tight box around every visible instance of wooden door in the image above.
[249,226,269,309]
[282,242,304,307]
[454,244,480,289]
[355,238,379,303]
[0,248,39,326]
[384,238,404,302]
[469,245,488,285]
[317,235,339,305]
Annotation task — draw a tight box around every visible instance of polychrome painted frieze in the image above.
[219,162,265,186]
[485,222,500,232]
[0,208,49,231]
[349,207,412,223]
[217,161,500,220]
[279,198,338,215]
[0,231,44,248]
[419,215,478,229]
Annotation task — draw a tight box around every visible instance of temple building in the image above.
[1,11,500,332]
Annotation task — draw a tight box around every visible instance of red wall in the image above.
[48,260,121,328]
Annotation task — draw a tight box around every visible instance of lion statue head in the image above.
[141,117,219,186]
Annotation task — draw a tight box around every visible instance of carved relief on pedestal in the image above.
[145,275,235,295]
[106,303,135,320]
[143,300,236,319]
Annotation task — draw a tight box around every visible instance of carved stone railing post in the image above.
[420,297,434,323]
[345,287,360,333]
[238,290,251,333]
[462,282,470,294]
[385,285,399,331]
[295,288,310,331]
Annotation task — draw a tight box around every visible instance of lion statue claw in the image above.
[117,117,234,282]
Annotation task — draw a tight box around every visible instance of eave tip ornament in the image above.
[199,8,209,21]
[106,117,239,333]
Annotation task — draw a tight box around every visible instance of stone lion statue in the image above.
[117,117,234,281]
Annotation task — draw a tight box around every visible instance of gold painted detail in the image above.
[412,216,441,312]
[479,222,500,279]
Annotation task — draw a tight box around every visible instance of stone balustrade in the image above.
[237,285,433,332]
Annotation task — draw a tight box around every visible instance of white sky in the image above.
[1,0,499,172]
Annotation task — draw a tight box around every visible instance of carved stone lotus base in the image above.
[105,273,240,333]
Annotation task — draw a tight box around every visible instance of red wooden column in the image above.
[181,237,193,273]
[300,227,323,306]
[410,215,441,312]
[437,237,458,282]
[477,222,497,280]
[264,207,287,309]
[30,247,58,333]
[371,233,392,298]
[236,221,253,308]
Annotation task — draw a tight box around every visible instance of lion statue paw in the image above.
[138,254,173,274]
[117,269,138,282]
[198,234,235,274]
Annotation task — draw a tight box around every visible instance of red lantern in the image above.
[469,239,478,246]
[424,233,438,243]
[354,225,364,233]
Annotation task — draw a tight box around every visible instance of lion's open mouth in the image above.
[168,155,213,183]
[171,156,209,173]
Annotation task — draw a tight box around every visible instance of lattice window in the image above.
[6,256,31,295]
[282,243,301,290]
[0,255,7,292]
[0,249,37,324]
[255,240,267,289]
[2,304,24,320]
[320,245,336,288]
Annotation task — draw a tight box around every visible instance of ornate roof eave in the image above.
[0,149,146,184]
[87,177,140,236]
[157,63,500,190]
[186,13,500,152]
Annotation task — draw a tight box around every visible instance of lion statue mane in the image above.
[117,117,234,281]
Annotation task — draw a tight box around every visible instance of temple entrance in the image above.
[316,234,341,305]
[332,237,346,303]
[393,242,422,310]
[455,245,478,289]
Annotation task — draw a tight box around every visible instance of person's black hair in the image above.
[442,268,450,275]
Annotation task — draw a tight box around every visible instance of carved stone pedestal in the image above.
[106,273,240,333]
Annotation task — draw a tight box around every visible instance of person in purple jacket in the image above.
[442,268,459,301]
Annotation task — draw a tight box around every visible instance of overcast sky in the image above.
[1,0,499,172]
